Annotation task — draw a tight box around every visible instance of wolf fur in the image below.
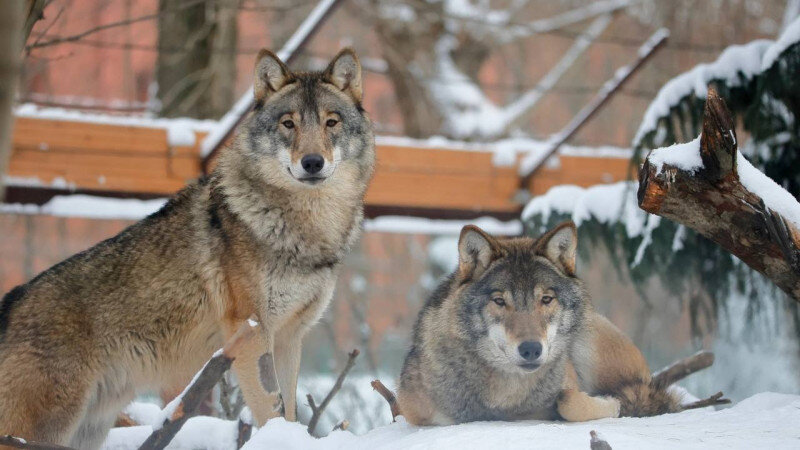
[397,222,679,425]
[0,48,374,449]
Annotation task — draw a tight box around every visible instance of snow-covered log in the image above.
[638,88,800,302]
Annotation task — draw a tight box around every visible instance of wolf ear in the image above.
[535,221,578,276]
[325,48,363,103]
[254,49,291,102]
[458,225,502,281]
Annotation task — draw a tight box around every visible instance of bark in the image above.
[651,351,714,388]
[0,0,24,202]
[638,88,800,302]
[370,379,400,421]
[156,0,237,119]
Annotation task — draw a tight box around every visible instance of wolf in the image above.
[397,222,679,425]
[0,48,374,448]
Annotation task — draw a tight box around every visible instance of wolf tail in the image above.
[613,379,682,417]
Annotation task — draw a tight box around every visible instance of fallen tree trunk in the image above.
[638,87,800,302]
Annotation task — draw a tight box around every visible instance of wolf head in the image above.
[231,48,374,191]
[451,222,588,374]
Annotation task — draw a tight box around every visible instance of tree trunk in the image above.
[638,87,800,302]
[0,0,24,202]
[156,0,237,119]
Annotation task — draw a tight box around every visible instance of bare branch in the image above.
[652,351,714,388]
[236,408,253,449]
[682,392,731,410]
[519,27,669,182]
[332,419,350,432]
[370,379,400,421]
[306,349,360,435]
[26,0,208,51]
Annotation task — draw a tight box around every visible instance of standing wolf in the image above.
[0,48,374,448]
[397,222,679,425]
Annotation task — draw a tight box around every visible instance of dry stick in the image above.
[589,430,613,450]
[652,350,714,388]
[370,379,400,421]
[306,349,360,435]
[332,420,350,432]
[0,436,75,450]
[236,409,253,450]
[682,392,731,410]
[137,321,257,450]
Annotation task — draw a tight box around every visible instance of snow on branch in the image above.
[638,87,800,302]
[519,28,669,178]
[634,16,800,147]
[430,14,612,139]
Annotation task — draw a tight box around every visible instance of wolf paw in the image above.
[603,396,621,418]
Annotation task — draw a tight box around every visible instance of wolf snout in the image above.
[301,154,325,175]
[518,341,543,361]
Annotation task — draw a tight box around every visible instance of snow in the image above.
[737,151,800,228]
[763,16,800,70]
[646,136,703,174]
[376,135,632,169]
[636,17,800,147]
[0,193,521,236]
[644,135,800,229]
[364,216,521,236]
[15,104,218,148]
[523,181,649,239]
[0,194,167,220]
[633,40,772,145]
[101,392,799,450]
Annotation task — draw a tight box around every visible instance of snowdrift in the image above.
[102,392,800,450]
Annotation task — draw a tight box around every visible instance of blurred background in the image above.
[1,0,799,436]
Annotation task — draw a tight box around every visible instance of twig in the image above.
[236,407,253,449]
[332,419,350,432]
[652,351,714,388]
[26,0,209,51]
[0,435,75,450]
[137,320,258,450]
[370,379,400,421]
[682,392,731,410]
[589,430,613,450]
[306,349,360,435]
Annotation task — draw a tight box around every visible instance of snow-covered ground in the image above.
[102,392,800,449]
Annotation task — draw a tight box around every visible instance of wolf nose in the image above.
[518,341,543,361]
[301,154,325,174]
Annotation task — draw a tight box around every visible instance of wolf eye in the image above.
[326,118,339,127]
[282,120,295,129]
[541,295,554,305]
[491,296,506,307]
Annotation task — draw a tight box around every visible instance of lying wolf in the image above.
[397,222,679,425]
[0,48,374,448]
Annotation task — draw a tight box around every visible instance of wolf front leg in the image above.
[229,326,283,426]
[274,286,334,422]
[557,362,620,422]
